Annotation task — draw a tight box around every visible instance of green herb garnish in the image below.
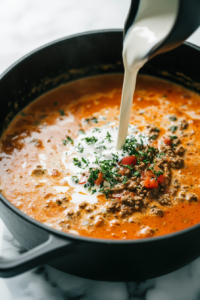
[105,131,113,142]
[71,175,79,183]
[169,116,177,121]
[169,126,178,133]
[78,130,85,134]
[73,158,82,168]
[133,171,141,177]
[59,109,65,116]
[62,136,74,145]
[170,135,178,140]
[82,136,98,145]
[77,143,84,153]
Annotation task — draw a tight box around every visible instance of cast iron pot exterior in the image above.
[1,30,200,281]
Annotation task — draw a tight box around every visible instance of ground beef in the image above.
[111,183,126,192]
[56,197,68,206]
[146,125,160,139]
[158,195,171,205]
[179,119,188,130]
[172,138,181,146]
[150,208,164,217]
[175,145,186,156]
[93,216,104,226]
[134,162,146,171]
[147,188,159,199]
[119,205,133,218]
[103,130,190,220]
[126,180,137,191]
[66,210,74,216]
[79,202,88,209]
[31,166,46,176]
[170,157,184,168]
[51,169,60,177]
[160,144,175,158]
[160,164,171,186]
[85,205,96,213]
[186,193,198,202]
[110,219,120,226]
[170,179,181,195]
[106,201,121,213]
[135,226,154,238]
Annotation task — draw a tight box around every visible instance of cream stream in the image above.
[116,0,179,149]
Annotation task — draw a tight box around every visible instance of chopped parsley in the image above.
[157,153,165,158]
[72,175,79,183]
[143,159,150,164]
[59,109,65,116]
[85,117,98,124]
[82,136,98,145]
[105,131,113,142]
[81,157,89,167]
[169,116,177,121]
[169,126,178,133]
[77,143,84,153]
[133,171,141,177]
[148,166,163,178]
[122,176,128,184]
[54,102,58,106]
[149,135,157,140]
[170,135,178,140]
[91,117,98,123]
[62,136,74,145]
[93,128,101,133]
[73,158,82,168]
[78,130,85,134]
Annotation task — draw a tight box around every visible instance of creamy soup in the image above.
[0,74,200,239]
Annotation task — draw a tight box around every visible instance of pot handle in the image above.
[0,233,73,278]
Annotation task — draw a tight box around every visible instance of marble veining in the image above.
[1,223,200,300]
[1,0,200,299]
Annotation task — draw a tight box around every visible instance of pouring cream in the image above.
[116,0,179,150]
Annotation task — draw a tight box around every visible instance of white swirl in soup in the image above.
[0,74,200,239]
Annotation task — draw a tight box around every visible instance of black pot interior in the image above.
[1,30,200,280]
[1,30,200,138]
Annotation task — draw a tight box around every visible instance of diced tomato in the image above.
[144,177,158,189]
[163,137,172,146]
[119,167,126,176]
[121,155,137,166]
[79,175,87,184]
[94,172,103,185]
[119,166,130,176]
[144,169,155,178]
[157,174,165,184]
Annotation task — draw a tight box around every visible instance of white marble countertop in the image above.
[1,0,200,299]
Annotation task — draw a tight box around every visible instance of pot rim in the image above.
[1,29,200,245]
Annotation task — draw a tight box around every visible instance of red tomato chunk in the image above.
[79,175,87,184]
[144,177,159,189]
[163,137,172,146]
[121,155,137,166]
[94,172,103,185]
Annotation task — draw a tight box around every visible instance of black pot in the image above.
[1,30,200,281]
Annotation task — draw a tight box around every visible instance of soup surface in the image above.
[1,74,200,239]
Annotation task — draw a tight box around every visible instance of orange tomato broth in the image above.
[1,74,200,240]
